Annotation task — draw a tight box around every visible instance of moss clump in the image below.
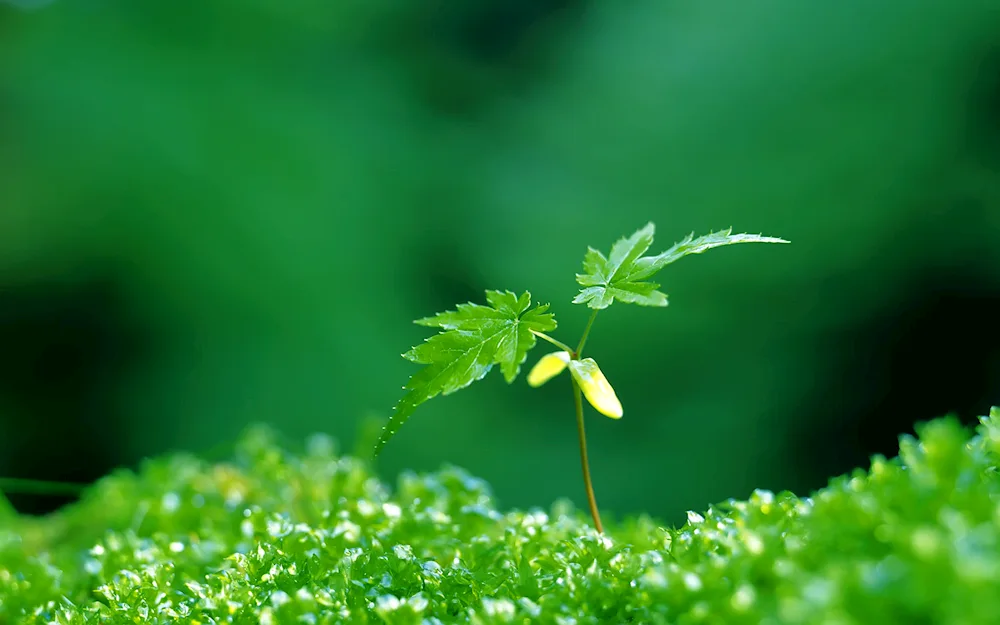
[2,409,999,624]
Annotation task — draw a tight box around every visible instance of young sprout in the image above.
[530,354,622,419]
[376,222,788,532]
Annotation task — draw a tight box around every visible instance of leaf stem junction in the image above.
[529,330,575,355]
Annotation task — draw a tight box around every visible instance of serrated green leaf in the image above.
[627,228,789,281]
[574,223,788,309]
[375,290,556,456]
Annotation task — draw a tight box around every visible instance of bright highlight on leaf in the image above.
[568,358,623,419]
[574,223,789,310]
[527,351,571,387]
[374,290,556,456]
[527,351,623,419]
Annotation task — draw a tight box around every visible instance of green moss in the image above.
[2,409,999,624]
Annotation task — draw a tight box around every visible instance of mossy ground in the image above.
[2,409,999,624]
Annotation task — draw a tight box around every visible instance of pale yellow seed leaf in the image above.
[527,351,571,387]
[568,358,623,419]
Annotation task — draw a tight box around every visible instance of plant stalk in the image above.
[535,309,606,532]
[571,309,603,532]
[571,377,604,533]
[575,309,599,357]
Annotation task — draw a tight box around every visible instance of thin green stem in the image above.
[0,478,86,496]
[575,309,599,358]
[571,377,604,533]
[530,329,574,354]
[537,309,604,531]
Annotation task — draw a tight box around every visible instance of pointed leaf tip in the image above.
[575,224,786,308]
[379,291,557,455]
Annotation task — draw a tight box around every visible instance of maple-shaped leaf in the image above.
[374,290,556,456]
[573,223,789,309]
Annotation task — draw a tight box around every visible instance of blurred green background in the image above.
[2,1,999,525]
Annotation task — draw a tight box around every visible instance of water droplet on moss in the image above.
[686,511,705,524]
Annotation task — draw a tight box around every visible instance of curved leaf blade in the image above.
[526,350,571,387]
[568,357,623,419]
[375,290,556,456]
[574,223,788,309]
[628,228,789,281]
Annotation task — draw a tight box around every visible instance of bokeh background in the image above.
[2,1,999,525]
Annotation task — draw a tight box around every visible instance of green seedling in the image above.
[375,222,788,532]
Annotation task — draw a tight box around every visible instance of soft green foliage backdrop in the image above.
[1,1,999,522]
